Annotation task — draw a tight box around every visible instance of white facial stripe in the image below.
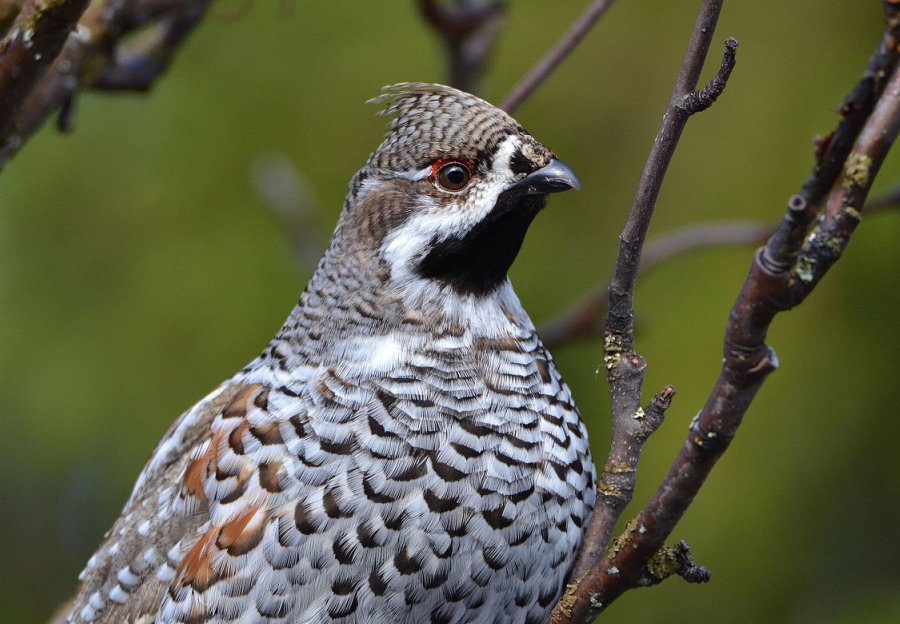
[490,133,519,179]
[379,135,524,282]
[394,165,432,181]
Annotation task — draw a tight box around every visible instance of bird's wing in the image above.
[153,381,295,624]
[58,382,248,624]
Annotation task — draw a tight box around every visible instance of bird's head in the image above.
[336,83,579,298]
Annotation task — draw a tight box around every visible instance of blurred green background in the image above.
[1,1,899,622]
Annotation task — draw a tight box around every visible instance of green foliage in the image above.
[0,2,897,623]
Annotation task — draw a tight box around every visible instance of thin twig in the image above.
[573,0,900,618]
[548,3,736,622]
[500,0,616,114]
[539,221,771,349]
[540,200,899,350]
[588,2,734,583]
[606,34,739,343]
[418,0,506,93]
[0,0,122,169]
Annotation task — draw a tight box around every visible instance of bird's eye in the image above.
[433,160,473,192]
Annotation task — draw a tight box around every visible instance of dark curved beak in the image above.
[509,159,581,195]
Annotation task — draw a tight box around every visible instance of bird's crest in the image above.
[365,82,524,172]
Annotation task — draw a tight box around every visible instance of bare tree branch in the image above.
[501,0,617,114]
[560,1,900,620]
[547,3,736,622]
[418,0,506,93]
[763,4,900,271]
[539,199,900,351]
[0,0,215,170]
[539,221,771,349]
[0,0,90,144]
[604,34,738,342]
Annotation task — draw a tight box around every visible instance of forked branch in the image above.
[547,1,737,621]
[558,1,900,621]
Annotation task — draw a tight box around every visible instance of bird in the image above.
[55,83,595,624]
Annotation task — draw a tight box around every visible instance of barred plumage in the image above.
[59,83,594,624]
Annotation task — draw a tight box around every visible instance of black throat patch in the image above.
[415,189,548,296]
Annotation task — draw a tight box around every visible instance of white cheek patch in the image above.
[381,197,474,278]
[379,135,524,282]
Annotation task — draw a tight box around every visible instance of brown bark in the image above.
[553,2,900,622]
[0,0,90,145]
[0,0,215,170]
